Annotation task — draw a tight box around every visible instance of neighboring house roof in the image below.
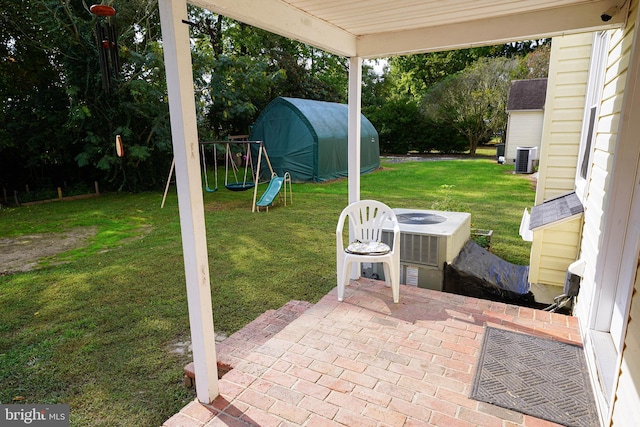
[529,191,584,231]
[507,79,548,112]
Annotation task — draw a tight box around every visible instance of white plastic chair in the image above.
[336,200,400,303]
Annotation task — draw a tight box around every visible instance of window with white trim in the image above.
[576,32,609,199]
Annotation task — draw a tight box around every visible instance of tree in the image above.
[495,39,550,57]
[200,54,285,138]
[386,44,530,101]
[523,42,551,78]
[1,2,550,192]
[188,12,348,138]
[225,22,348,103]
[388,50,480,100]
[422,57,522,155]
[0,0,175,192]
[364,97,424,154]
[361,62,393,108]
[65,0,173,191]
[0,1,84,191]
[1,3,352,194]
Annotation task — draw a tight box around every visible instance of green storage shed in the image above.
[249,97,380,182]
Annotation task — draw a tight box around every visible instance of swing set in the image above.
[162,138,291,212]
[200,142,218,193]
[202,139,291,212]
[222,139,257,192]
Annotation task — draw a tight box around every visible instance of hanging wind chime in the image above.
[89,4,120,92]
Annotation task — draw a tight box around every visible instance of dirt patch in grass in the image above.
[0,226,98,274]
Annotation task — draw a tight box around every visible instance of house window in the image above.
[580,106,597,179]
[576,32,609,197]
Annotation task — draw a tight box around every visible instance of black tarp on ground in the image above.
[444,239,535,305]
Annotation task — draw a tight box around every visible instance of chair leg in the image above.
[382,261,400,303]
[382,263,392,287]
[338,261,352,302]
[336,256,343,300]
[389,262,400,303]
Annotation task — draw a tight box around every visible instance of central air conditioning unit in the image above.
[515,146,537,174]
[364,209,470,291]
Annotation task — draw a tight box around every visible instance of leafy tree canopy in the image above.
[0,1,551,195]
[422,57,525,155]
[0,3,348,193]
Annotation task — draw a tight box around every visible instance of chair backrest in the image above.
[340,200,397,243]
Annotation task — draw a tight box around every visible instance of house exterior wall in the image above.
[533,8,640,421]
[528,218,582,303]
[576,7,635,321]
[573,0,640,424]
[535,33,593,204]
[504,111,544,163]
[611,259,640,426]
[608,1,640,423]
[528,33,592,297]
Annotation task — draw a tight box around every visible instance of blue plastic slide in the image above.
[256,177,284,207]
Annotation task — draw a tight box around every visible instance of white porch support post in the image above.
[348,56,363,280]
[158,0,218,403]
[348,56,362,204]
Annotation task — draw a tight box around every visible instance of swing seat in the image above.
[200,143,218,194]
[225,182,255,191]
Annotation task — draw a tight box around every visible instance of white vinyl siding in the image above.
[578,15,632,325]
[528,33,591,299]
[535,33,592,204]
[504,111,544,163]
[576,0,639,423]
[575,31,609,198]
[611,262,640,427]
[609,3,640,423]
[528,218,582,293]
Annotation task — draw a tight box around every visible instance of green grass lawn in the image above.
[0,157,534,426]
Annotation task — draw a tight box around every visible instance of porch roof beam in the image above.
[188,0,625,59]
[357,2,626,58]
[189,0,357,57]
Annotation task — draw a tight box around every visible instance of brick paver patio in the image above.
[164,279,582,427]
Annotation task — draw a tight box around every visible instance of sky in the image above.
[365,59,389,75]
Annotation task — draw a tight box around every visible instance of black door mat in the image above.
[470,327,599,427]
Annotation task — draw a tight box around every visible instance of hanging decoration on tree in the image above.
[89,4,120,92]
[115,135,124,157]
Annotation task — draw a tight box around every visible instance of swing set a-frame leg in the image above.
[161,158,175,209]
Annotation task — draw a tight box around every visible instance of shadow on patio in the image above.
[164,279,581,427]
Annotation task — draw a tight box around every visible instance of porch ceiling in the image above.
[189,0,626,58]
